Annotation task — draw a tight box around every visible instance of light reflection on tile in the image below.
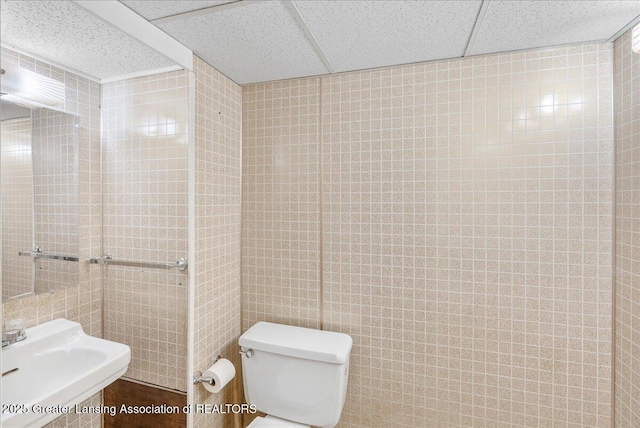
[102,70,189,392]
[243,43,614,427]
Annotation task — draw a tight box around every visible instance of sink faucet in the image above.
[2,320,26,347]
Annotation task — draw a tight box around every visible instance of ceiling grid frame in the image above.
[151,0,331,84]
[149,0,267,25]
[291,0,482,73]
[283,1,336,74]
[464,0,490,57]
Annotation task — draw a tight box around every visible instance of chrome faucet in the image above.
[2,321,26,347]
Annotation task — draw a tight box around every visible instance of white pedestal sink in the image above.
[1,318,130,427]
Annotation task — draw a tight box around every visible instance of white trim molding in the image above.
[608,13,640,42]
[100,65,184,84]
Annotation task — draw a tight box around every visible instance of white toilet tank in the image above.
[239,322,353,428]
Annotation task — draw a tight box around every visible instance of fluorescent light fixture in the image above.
[0,63,64,108]
[633,23,640,54]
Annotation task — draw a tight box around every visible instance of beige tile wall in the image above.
[1,47,103,428]
[614,28,640,428]
[242,43,614,427]
[43,394,103,428]
[32,109,79,294]
[1,118,34,300]
[242,78,322,330]
[101,71,190,391]
[191,55,243,428]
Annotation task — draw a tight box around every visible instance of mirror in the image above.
[1,99,79,302]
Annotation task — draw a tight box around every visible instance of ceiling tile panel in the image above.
[468,1,640,56]
[1,0,175,79]
[293,0,482,72]
[120,0,236,21]
[156,1,329,84]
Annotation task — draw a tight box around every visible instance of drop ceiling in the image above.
[468,0,640,55]
[2,1,640,84]
[124,0,640,84]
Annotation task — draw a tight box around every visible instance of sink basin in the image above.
[1,318,130,427]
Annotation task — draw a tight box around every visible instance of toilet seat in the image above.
[247,415,309,428]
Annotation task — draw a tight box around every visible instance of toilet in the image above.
[238,322,353,428]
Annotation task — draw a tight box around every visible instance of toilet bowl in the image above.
[247,415,309,427]
[239,322,353,428]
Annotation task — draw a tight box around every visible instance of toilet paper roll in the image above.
[201,358,236,393]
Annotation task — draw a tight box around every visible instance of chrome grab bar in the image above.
[89,253,188,271]
[18,247,79,262]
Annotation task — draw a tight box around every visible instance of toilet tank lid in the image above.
[239,322,353,364]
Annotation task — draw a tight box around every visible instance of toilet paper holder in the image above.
[193,355,221,385]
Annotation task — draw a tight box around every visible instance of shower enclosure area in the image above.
[98,58,242,428]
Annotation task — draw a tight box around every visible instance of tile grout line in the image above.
[186,68,196,428]
[609,41,616,428]
[319,76,324,331]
